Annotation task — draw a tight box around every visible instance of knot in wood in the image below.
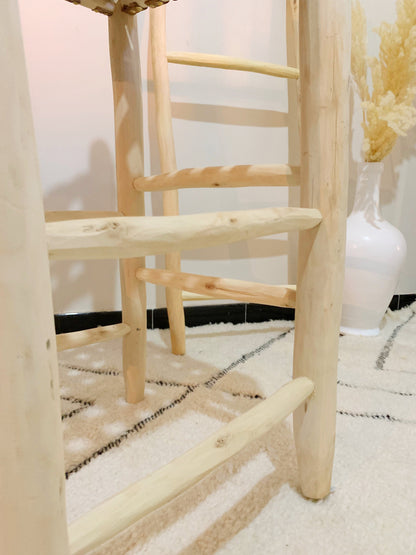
[215,434,229,448]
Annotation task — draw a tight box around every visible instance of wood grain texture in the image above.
[133,164,300,192]
[136,268,297,308]
[182,291,216,301]
[150,6,185,355]
[286,0,301,285]
[68,378,314,555]
[167,52,299,79]
[45,211,121,222]
[56,324,130,352]
[46,207,322,260]
[0,2,69,553]
[109,5,147,403]
[293,0,350,499]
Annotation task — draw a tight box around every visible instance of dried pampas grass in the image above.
[352,0,416,162]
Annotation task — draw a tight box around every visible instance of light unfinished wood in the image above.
[46,207,322,260]
[182,291,216,301]
[45,211,122,223]
[68,377,314,554]
[64,0,172,16]
[133,164,300,192]
[293,0,351,499]
[0,2,69,553]
[137,268,297,308]
[56,324,131,352]
[286,0,300,119]
[150,6,185,355]
[64,0,116,16]
[109,5,147,404]
[286,0,301,285]
[167,52,299,79]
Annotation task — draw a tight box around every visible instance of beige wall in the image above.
[19,0,415,313]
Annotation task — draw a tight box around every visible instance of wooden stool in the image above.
[0,1,350,553]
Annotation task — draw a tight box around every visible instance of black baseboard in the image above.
[54,294,415,334]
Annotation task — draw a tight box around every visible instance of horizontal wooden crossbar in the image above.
[46,207,322,260]
[68,377,314,554]
[133,164,300,192]
[137,268,297,308]
[45,211,122,223]
[182,291,216,301]
[64,0,172,16]
[56,323,130,352]
[167,52,300,79]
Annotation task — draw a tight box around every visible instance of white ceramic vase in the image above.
[340,162,407,336]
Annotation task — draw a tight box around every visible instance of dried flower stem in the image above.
[351,0,416,162]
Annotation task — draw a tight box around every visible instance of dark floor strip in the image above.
[55,295,415,335]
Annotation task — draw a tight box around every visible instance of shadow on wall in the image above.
[45,140,119,314]
[380,125,416,206]
[145,64,292,308]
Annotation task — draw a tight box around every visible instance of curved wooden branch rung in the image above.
[56,324,131,352]
[136,268,297,308]
[68,377,314,555]
[167,52,299,79]
[46,207,322,260]
[133,164,300,192]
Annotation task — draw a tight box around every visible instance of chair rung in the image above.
[46,207,322,261]
[68,377,314,555]
[133,164,300,192]
[137,268,297,308]
[182,291,216,302]
[45,211,122,223]
[167,51,299,79]
[56,324,130,352]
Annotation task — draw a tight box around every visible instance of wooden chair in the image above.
[0,1,350,554]
[135,4,301,356]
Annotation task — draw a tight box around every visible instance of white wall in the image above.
[19,0,416,313]
[350,0,416,295]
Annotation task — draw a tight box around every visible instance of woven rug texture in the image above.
[60,303,416,554]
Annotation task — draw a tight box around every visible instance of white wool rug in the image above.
[60,303,416,554]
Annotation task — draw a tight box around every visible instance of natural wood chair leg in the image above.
[109,5,147,403]
[0,2,69,552]
[150,6,186,356]
[293,0,350,500]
